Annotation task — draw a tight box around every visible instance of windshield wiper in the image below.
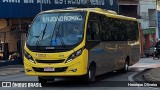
[36,23,47,46]
[50,13,66,47]
[54,25,66,47]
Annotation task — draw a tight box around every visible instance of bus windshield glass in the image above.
[26,12,86,47]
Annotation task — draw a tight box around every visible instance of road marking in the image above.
[128,72,138,82]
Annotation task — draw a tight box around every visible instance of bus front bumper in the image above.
[24,58,87,76]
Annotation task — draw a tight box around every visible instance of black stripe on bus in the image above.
[85,40,101,50]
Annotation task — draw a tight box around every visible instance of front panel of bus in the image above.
[24,11,89,76]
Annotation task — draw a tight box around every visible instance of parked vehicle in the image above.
[145,47,155,57]
[153,41,160,59]
[153,48,159,59]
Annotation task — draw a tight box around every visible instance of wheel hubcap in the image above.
[89,70,91,79]
[125,62,128,70]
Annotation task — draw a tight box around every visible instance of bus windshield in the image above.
[26,12,86,47]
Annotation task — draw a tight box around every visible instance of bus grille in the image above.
[32,67,68,72]
[36,59,65,63]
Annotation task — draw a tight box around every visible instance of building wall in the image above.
[7,32,20,52]
[139,0,157,29]
[0,19,21,53]
[158,11,160,38]
[118,0,138,17]
[0,19,7,29]
[138,0,157,50]
[0,19,8,50]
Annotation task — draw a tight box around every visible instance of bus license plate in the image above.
[36,54,46,58]
[44,67,55,71]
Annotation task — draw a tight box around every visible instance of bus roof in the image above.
[41,7,137,21]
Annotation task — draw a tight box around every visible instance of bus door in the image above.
[86,12,112,75]
[86,21,104,75]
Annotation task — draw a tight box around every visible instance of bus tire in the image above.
[38,76,47,85]
[122,60,129,73]
[83,63,96,83]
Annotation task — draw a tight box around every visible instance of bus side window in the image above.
[119,19,127,41]
[87,21,100,40]
[99,16,108,41]
[87,22,92,40]
[126,21,138,40]
[133,21,139,40]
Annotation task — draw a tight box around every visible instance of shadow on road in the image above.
[42,71,128,87]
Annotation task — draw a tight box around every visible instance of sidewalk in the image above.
[143,68,160,84]
[0,65,24,76]
[142,58,160,85]
[0,58,24,76]
[0,58,23,67]
[131,57,160,84]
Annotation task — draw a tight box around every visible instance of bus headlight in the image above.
[65,48,83,63]
[24,50,35,63]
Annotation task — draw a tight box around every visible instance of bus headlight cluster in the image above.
[24,51,35,63]
[65,48,83,63]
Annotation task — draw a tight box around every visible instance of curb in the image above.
[133,69,150,82]
[0,68,24,76]
[143,68,160,85]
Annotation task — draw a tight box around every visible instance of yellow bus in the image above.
[24,8,140,84]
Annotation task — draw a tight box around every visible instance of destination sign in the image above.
[42,15,83,22]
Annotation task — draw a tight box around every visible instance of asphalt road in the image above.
[0,57,160,90]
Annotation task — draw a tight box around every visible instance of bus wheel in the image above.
[38,76,47,85]
[83,64,96,83]
[123,60,129,72]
